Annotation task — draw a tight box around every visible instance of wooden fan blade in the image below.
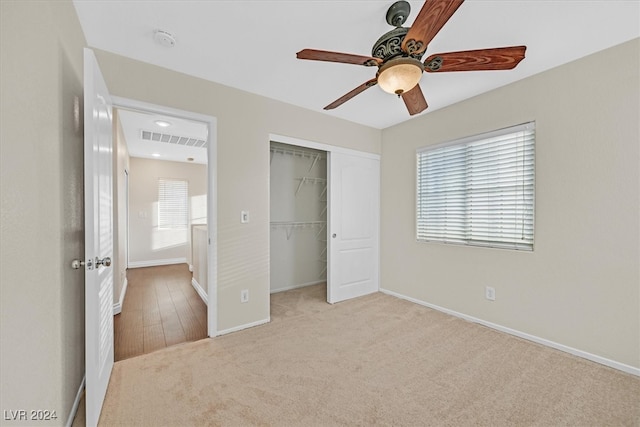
[424,46,527,72]
[297,49,382,67]
[324,79,378,110]
[401,0,464,56]
[401,84,428,116]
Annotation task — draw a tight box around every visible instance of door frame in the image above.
[268,133,380,302]
[112,96,219,336]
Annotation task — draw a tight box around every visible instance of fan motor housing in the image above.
[372,27,424,63]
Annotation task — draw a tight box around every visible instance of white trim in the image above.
[206,116,218,338]
[191,277,208,305]
[379,288,640,377]
[112,277,128,315]
[112,96,214,124]
[270,280,325,294]
[111,96,218,339]
[269,133,380,160]
[216,317,270,336]
[128,258,187,269]
[65,375,85,427]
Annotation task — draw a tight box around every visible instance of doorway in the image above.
[111,97,218,353]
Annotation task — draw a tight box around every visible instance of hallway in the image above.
[114,264,207,361]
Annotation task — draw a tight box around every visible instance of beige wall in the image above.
[380,39,640,369]
[0,1,87,424]
[128,157,207,267]
[94,49,382,331]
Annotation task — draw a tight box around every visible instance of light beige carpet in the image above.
[97,284,640,426]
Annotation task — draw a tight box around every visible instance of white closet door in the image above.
[327,151,380,303]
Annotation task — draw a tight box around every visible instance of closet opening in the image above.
[269,141,328,301]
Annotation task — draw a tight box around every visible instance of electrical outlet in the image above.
[241,289,249,303]
[241,211,249,224]
[485,286,496,301]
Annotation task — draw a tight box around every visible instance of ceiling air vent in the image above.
[141,130,207,148]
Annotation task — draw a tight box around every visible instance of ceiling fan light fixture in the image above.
[377,57,424,95]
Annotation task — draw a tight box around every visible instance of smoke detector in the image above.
[154,30,176,48]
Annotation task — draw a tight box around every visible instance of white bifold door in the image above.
[328,151,380,303]
[84,48,114,427]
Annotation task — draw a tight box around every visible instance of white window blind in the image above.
[417,122,535,251]
[158,178,188,230]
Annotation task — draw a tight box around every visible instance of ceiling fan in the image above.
[297,0,526,116]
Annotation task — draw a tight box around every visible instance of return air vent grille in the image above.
[141,130,207,148]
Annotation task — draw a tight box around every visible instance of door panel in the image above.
[328,152,380,303]
[84,48,114,427]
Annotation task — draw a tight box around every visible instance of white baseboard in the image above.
[216,317,270,336]
[270,280,325,294]
[65,375,85,427]
[380,288,640,377]
[113,277,128,315]
[191,277,208,305]
[128,258,187,269]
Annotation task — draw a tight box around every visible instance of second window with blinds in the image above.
[158,178,189,230]
[416,122,535,251]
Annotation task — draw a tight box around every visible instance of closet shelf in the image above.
[270,221,325,227]
[270,147,326,172]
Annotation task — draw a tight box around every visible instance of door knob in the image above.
[96,256,111,268]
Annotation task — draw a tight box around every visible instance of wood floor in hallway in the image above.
[114,264,207,362]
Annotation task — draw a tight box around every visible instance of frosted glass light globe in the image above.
[377,57,424,95]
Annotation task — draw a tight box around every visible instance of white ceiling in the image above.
[74,0,639,131]
[117,108,208,164]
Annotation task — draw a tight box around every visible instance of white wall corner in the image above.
[113,277,128,315]
[379,288,640,377]
[65,375,85,427]
[270,280,326,294]
[191,277,208,305]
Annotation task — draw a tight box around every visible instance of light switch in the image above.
[241,210,249,224]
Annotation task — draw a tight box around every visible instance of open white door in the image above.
[84,48,114,427]
[328,151,380,303]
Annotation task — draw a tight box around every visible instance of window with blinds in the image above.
[158,178,188,230]
[416,122,535,251]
